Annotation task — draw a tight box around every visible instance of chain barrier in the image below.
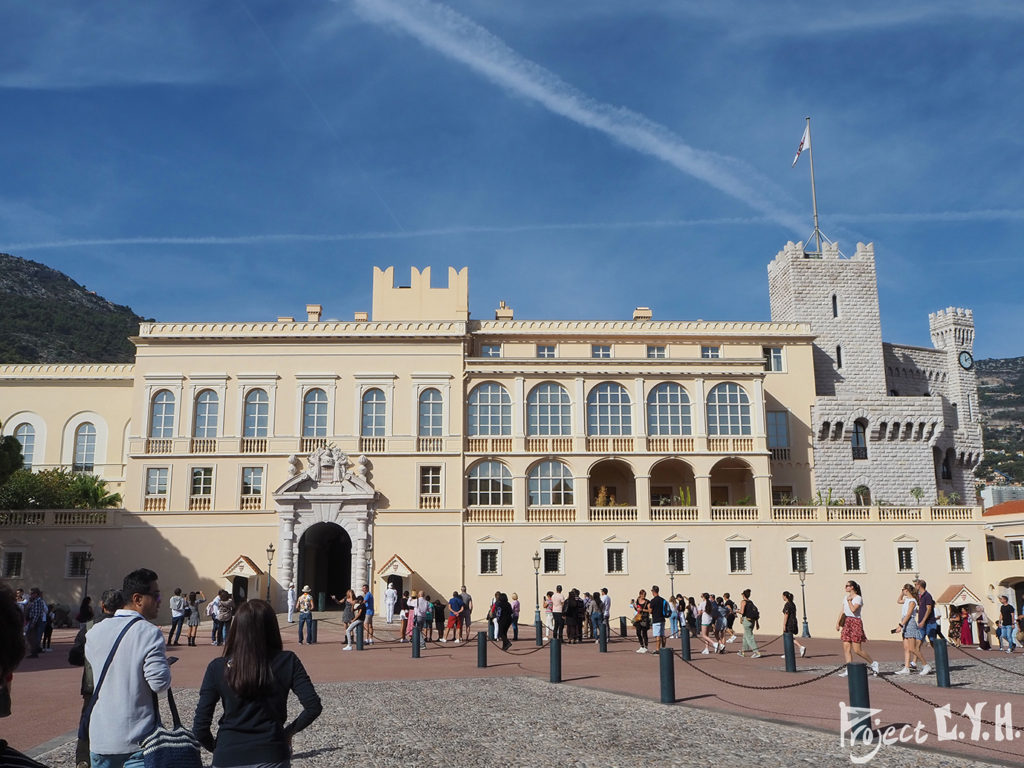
[947,643,1024,677]
[876,672,1024,730]
[679,654,845,690]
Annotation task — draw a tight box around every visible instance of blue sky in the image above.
[1,1,1022,359]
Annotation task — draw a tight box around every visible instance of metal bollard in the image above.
[477,631,487,668]
[488,620,495,641]
[934,636,951,688]
[550,636,562,683]
[680,629,691,661]
[412,620,421,658]
[846,663,871,739]
[310,618,318,644]
[355,623,364,650]
[619,616,628,638]
[599,620,608,653]
[535,618,543,647]
[783,632,796,673]
[659,648,676,704]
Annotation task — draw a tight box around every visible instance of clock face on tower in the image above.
[958,351,974,370]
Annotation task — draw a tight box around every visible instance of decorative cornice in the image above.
[136,320,468,340]
[0,363,135,380]
[470,319,812,337]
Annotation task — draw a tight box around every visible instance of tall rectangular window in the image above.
[480,344,501,358]
[844,546,863,572]
[1011,540,1024,560]
[66,550,91,578]
[790,546,808,572]
[701,345,720,359]
[2,551,23,579]
[241,467,264,496]
[897,546,915,572]
[606,548,625,574]
[480,548,499,575]
[766,411,790,448]
[591,345,611,359]
[536,345,556,358]
[647,345,666,359]
[729,546,748,573]
[667,547,686,573]
[146,468,169,496]
[763,346,784,372]
[948,546,966,572]
[419,466,441,495]
[543,548,562,574]
[191,467,214,496]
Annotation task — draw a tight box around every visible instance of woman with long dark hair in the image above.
[836,580,878,676]
[194,599,322,767]
[781,591,806,657]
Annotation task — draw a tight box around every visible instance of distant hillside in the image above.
[0,252,150,364]
[977,356,1024,481]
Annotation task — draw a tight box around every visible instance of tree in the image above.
[0,434,24,486]
[909,486,924,504]
[0,468,121,510]
[71,474,122,509]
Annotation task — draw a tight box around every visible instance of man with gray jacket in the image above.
[84,568,171,768]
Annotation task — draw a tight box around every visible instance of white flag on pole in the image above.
[791,123,811,167]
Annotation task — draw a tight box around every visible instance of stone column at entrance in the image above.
[278,511,297,596]
[354,519,368,588]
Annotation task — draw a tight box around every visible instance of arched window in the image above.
[302,388,328,437]
[243,389,269,438]
[528,460,574,506]
[646,383,692,435]
[706,383,751,435]
[73,423,96,473]
[418,389,443,437]
[13,423,34,470]
[467,383,511,436]
[467,461,512,506]
[149,390,175,438]
[527,383,571,436]
[361,388,386,437]
[851,420,868,460]
[193,390,219,438]
[587,382,632,436]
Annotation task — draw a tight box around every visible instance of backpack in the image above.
[426,602,434,619]
[746,601,760,623]
[183,605,192,618]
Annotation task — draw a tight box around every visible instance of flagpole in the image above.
[806,116,822,254]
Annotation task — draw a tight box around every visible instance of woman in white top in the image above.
[698,592,718,654]
[836,580,878,675]
[895,583,927,675]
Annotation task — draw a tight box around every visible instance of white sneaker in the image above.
[751,652,761,659]
[713,642,720,652]
[895,667,911,675]
[800,646,807,657]
[870,661,879,675]
[838,669,849,677]
[640,647,648,653]
[636,647,644,653]
[909,661,917,669]
[919,664,932,676]
[726,637,736,643]
[342,645,352,651]
[780,654,786,659]
[701,647,710,654]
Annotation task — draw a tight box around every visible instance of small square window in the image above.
[480,548,499,575]
[948,546,967,573]
[606,547,626,574]
[701,345,720,359]
[728,546,749,573]
[2,551,24,579]
[646,345,666,359]
[591,345,611,359]
[844,546,863,573]
[536,345,556,359]
[543,548,562,574]
[481,344,501,358]
[763,346,784,372]
[66,550,92,579]
[896,546,916,573]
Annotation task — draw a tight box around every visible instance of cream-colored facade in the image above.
[1,253,1018,638]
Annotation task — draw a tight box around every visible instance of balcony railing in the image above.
[0,511,45,527]
[710,506,758,521]
[878,506,922,521]
[931,506,974,521]
[589,506,637,522]
[647,437,694,453]
[526,437,573,453]
[419,493,442,510]
[650,506,698,521]
[241,438,267,454]
[585,437,634,453]
[145,438,173,454]
[417,437,444,453]
[300,437,327,453]
[466,437,513,453]
[53,510,110,526]
[526,506,576,523]
[851,447,868,460]
[826,506,871,521]
[770,506,818,521]
[188,495,212,512]
[239,495,263,511]
[143,495,168,512]
[770,447,791,461]
[190,438,216,454]
[708,437,754,452]
[359,437,386,453]
[465,507,514,523]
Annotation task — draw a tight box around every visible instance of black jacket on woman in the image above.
[194,650,322,767]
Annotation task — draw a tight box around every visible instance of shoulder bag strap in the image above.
[79,616,144,737]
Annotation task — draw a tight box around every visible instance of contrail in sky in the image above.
[347,0,805,234]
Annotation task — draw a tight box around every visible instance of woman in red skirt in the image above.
[836,580,879,676]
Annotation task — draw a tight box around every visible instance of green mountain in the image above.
[0,252,150,364]
[976,356,1024,482]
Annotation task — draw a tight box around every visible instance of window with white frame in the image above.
[73,423,97,472]
[701,345,720,359]
[191,467,214,497]
[528,460,573,506]
[591,345,611,359]
[361,388,386,436]
[605,546,626,574]
[193,390,219,438]
[587,382,632,436]
[706,383,751,435]
[13,423,34,470]
[728,545,749,573]
[843,545,864,573]
[2,549,24,579]
[647,345,666,359]
[947,544,968,572]
[149,390,175,438]
[536,345,556,358]
[763,346,784,372]
[543,547,563,574]
[418,389,443,436]
[766,411,790,448]
[646,382,691,435]
[467,382,512,436]
[420,465,441,495]
[527,383,572,436]
[243,389,269,437]
[479,547,500,575]
[302,388,328,437]
[1011,540,1024,560]
[66,549,92,578]
[146,467,168,496]
[790,546,809,573]
[241,467,263,496]
[896,545,916,573]
[467,461,512,506]
[666,546,687,574]
[480,344,501,358]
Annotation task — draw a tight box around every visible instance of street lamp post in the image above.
[532,550,542,645]
[798,564,811,638]
[666,558,677,597]
[82,552,95,602]
[266,543,276,603]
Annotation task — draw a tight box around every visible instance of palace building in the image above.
[2,240,1019,636]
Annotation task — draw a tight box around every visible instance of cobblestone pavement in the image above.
[32,677,1013,768]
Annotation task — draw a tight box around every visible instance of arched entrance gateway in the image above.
[274,446,378,609]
